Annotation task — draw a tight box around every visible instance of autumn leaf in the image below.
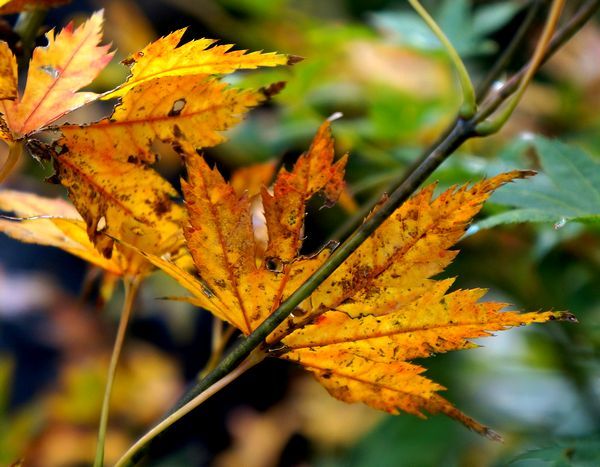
[0,11,113,139]
[262,121,347,263]
[45,24,288,260]
[102,29,290,99]
[60,78,268,165]
[40,133,187,261]
[0,42,17,101]
[141,122,574,437]
[0,190,124,275]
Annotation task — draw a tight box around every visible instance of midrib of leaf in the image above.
[17,24,97,135]
[268,159,314,314]
[284,319,495,350]
[57,156,143,222]
[196,166,253,334]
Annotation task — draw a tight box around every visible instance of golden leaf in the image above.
[103,29,289,99]
[61,78,266,165]
[262,121,347,263]
[145,123,574,436]
[0,41,17,101]
[43,18,285,263]
[47,131,186,262]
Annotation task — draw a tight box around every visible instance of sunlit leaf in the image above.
[0,42,17,101]
[0,11,113,137]
[146,123,573,436]
[103,29,290,99]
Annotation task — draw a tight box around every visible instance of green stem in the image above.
[0,142,22,183]
[408,0,476,118]
[94,276,141,467]
[476,0,566,135]
[199,319,235,379]
[330,0,600,242]
[114,348,266,467]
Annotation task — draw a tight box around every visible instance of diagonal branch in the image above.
[114,2,600,464]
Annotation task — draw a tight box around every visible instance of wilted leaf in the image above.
[471,137,600,233]
[0,11,113,138]
[144,122,573,436]
[45,132,187,261]
[262,122,347,263]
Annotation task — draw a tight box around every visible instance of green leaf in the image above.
[509,437,600,467]
[470,136,600,234]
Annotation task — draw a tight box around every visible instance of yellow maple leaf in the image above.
[103,29,290,99]
[0,11,113,139]
[45,131,187,260]
[43,24,288,259]
[60,77,267,165]
[140,122,574,437]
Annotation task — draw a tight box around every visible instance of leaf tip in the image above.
[550,311,578,323]
[483,427,504,443]
[327,112,343,122]
[260,81,286,100]
[287,54,304,65]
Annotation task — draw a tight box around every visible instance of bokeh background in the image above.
[1,0,599,466]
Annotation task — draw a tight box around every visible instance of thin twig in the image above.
[476,0,566,135]
[114,349,266,467]
[408,0,477,118]
[475,0,543,102]
[331,0,600,242]
[94,276,142,467]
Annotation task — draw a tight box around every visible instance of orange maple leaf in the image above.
[139,121,574,437]
[0,11,113,139]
